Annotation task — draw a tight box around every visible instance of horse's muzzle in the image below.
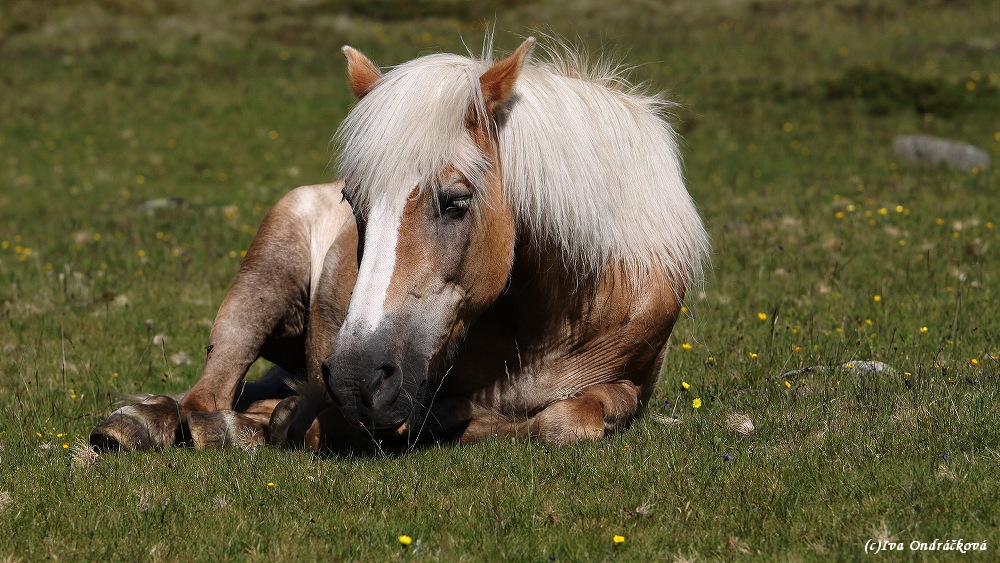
[322,348,424,432]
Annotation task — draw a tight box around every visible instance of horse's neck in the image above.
[504,241,600,333]
[451,237,679,401]
[496,238,661,355]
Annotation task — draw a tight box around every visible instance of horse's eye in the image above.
[443,195,471,218]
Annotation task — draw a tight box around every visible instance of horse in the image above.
[90,37,709,453]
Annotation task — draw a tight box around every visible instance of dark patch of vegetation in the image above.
[333,0,536,22]
[821,65,998,117]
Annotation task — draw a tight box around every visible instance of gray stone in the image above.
[893,134,990,172]
[779,360,896,380]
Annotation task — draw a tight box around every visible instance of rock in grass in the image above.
[893,135,989,172]
[838,360,896,375]
[779,360,896,380]
[138,197,185,211]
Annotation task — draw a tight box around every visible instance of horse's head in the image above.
[324,39,536,435]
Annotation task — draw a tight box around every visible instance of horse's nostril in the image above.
[358,365,388,408]
[363,365,385,394]
[368,364,401,408]
[376,364,395,380]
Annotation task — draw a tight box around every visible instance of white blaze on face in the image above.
[345,197,404,334]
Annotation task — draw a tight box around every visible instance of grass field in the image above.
[1,0,999,559]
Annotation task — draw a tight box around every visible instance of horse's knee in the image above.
[533,383,641,445]
[533,396,607,444]
[179,384,234,413]
[590,382,642,427]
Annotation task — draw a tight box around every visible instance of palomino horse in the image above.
[90,37,709,453]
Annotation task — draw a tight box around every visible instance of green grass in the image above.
[1,0,999,559]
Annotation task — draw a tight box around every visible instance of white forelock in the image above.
[334,41,709,287]
[335,54,491,215]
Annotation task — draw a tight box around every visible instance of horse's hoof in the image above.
[90,395,182,451]
[187,410,266,449]
[268,396,303,447]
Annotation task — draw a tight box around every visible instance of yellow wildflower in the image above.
[681,343,692,351]
[682,381,690,390]
[399,535,413,546]
[613,535,625,544]
[692,398,702,409]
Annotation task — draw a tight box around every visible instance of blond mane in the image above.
[335,39,709,286]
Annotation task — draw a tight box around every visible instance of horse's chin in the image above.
[346,409,415,437]
[353,419,407,434]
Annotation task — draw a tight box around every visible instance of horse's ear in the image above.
[342,46,381,99]
[480,37,536,116]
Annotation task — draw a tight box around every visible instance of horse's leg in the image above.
[90,182,354,451]
[459,381,642,445]
[186,366,289,448]
[185,397,284,449]
[184,183,358,450]
[87,391,285,451]
[180,203,314,414]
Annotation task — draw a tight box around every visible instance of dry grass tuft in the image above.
[935,462,957,481]
[869,520,897,545]
[725,535,751,554]
[235,426,263,455]
[650,413,682,426]
[70,437,100,467]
